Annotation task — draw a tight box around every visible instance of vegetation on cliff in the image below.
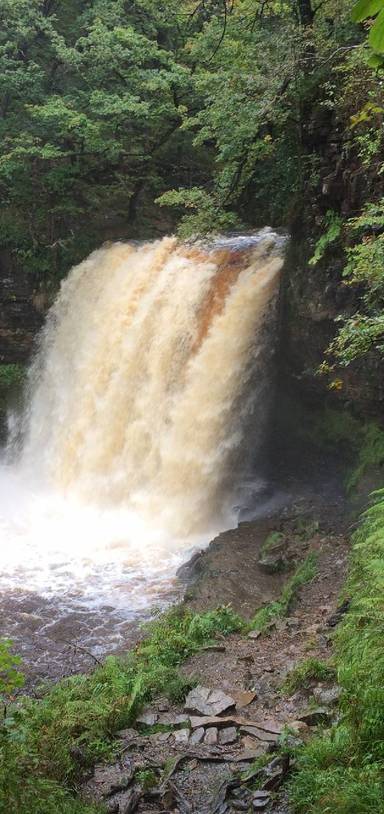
[290,489,384,813]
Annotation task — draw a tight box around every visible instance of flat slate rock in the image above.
[189,714,284,732]
[204,726,218,745]
[240,725,279,743]
[219,726,238,745]
[135,710,158,726]
[190,726,205,745]
[232,690,257,709]
[185,685,235,716]
[157,712,189,727]
[85,755,134,802]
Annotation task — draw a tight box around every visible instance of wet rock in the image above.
[190,727,205,745]
[135,710,158,726]
[204,727,218,745]
[248,630,262,640]
[327,599,350,627]
[185,685,235,716]
[240,726,279,743]
[313,685,341,705]
[298,707,331,726]
[174,728,189,744]
[262,770,284,791]
[157,712,189,727]
[253,790,271,809]
[219,726,238,745]
[233,690,257,709]
[86,755,134,801]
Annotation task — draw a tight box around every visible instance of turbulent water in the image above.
[0,229,283,668]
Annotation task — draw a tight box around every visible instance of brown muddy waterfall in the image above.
[0,229,283,643]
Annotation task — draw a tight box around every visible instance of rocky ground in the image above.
[78,508,350,814]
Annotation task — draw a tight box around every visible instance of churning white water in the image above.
[0,230,283,619]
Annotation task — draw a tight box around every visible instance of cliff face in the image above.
[280,234,384,416]
[0,251,45,364]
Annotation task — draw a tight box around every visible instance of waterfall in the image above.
[0,229,283,610]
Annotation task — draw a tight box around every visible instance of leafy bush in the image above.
[156,187,240,239]
[323,201,384,370]
[309,211,342,267]
[0,640,24,700]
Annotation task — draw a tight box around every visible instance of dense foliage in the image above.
[3,0,384,378]
[290,489,384,813]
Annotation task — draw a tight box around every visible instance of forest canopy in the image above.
[1,0,384,370]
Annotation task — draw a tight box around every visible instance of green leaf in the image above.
[367,51,384,67]
[351,0,384,23]
[369,7,384,52]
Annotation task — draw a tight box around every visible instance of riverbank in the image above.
[1,491,354,814]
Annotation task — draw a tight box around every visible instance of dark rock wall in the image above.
[280,232,384,417]
[0,251,45,363]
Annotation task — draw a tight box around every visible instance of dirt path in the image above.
[80,517,349,814]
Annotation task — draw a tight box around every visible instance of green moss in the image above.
[260,530,284,558]
[0,363,25,418]
[314,408,384,493]
[347,422,384,491]
[282,657,336,695]
[0,364,25,389]
[136,768,158,790]
[249,553,317,633]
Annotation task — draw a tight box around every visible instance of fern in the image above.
[309,211,342,266]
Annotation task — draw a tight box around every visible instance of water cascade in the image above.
[0,229,284,619]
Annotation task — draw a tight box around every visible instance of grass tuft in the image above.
[282,657,336,695]
[249,553,317,633]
